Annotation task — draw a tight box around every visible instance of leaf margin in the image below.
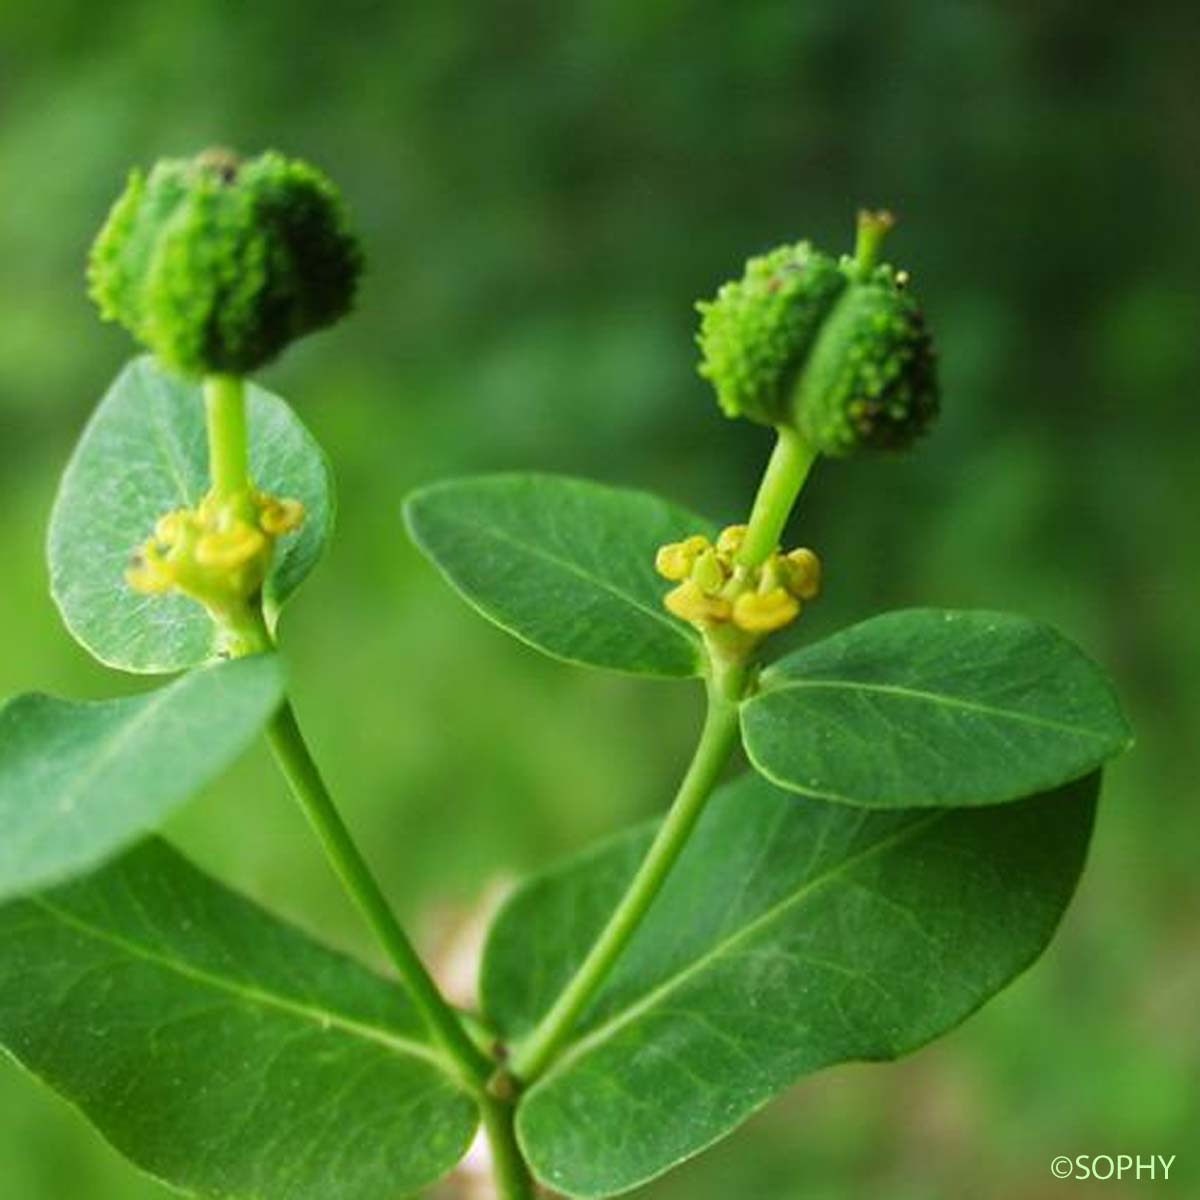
[403,471,713,679]
[740,606,1133,809]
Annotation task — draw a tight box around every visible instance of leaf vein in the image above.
[28,896,442,1068]
[535,811,944,1083]
[759,678,1113,740]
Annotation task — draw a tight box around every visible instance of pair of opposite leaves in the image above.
[0,358,1130,1198]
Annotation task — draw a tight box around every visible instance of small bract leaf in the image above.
[0,654,283,901]
[404,474,714,677]
[742,608,1132,808]
[0,839,478,1199]
[482,771,1099,1198]
[49,356,334,674]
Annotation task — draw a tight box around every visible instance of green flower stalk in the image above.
[88,148,363,377]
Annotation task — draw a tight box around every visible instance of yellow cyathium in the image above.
[127,490,305,629]
[656,525,821,640]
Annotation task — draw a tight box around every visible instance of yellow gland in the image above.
[691,548,727,593]
[195,522,267,569]
[664,579,733,624]
[733,588,800,633]
[716,524,747,555]
[654,525,822,639]
[126,488,305,620]
[785,547,821,600]
[260,496,305,536]
[655,534,710,582]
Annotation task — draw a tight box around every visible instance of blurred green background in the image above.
[1,2,1197,1197]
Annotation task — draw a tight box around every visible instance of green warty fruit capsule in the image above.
[88,148,363,377]
[695,211,938,456]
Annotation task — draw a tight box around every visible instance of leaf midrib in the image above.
[532,810,943,1086]
[755,676,1116,741]
[32,895,444,1069]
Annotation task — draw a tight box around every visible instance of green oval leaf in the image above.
[0,839,478,1199]
[0,654,284,901]
[742,608,1131,808]
[404,474,712,677]
[482,771,1098,1198]
[49,356,335,674]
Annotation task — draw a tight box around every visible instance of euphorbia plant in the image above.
[0,154,1131,1199]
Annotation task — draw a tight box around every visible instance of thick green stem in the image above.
[736,425,818,568]
[222,606,274,658]
[510,661,749,1082]
[480,1096,537,1199]
[204,374,251,501]
[202,369,519,1177]
[265,701,492,1087]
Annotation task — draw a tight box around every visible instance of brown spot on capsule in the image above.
[195,147,242,183]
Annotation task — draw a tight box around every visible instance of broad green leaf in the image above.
[482,770,1098,1197]
[0,839,477,1199]
[0,654,284,901]
[742,608,1131,808]
[49,356,335,674]
[404,474,713,677]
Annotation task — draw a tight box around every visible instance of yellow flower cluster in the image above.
[655,525,820,636]
[127,490,304,619]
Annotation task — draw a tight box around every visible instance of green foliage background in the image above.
[0,2,1195,1196]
